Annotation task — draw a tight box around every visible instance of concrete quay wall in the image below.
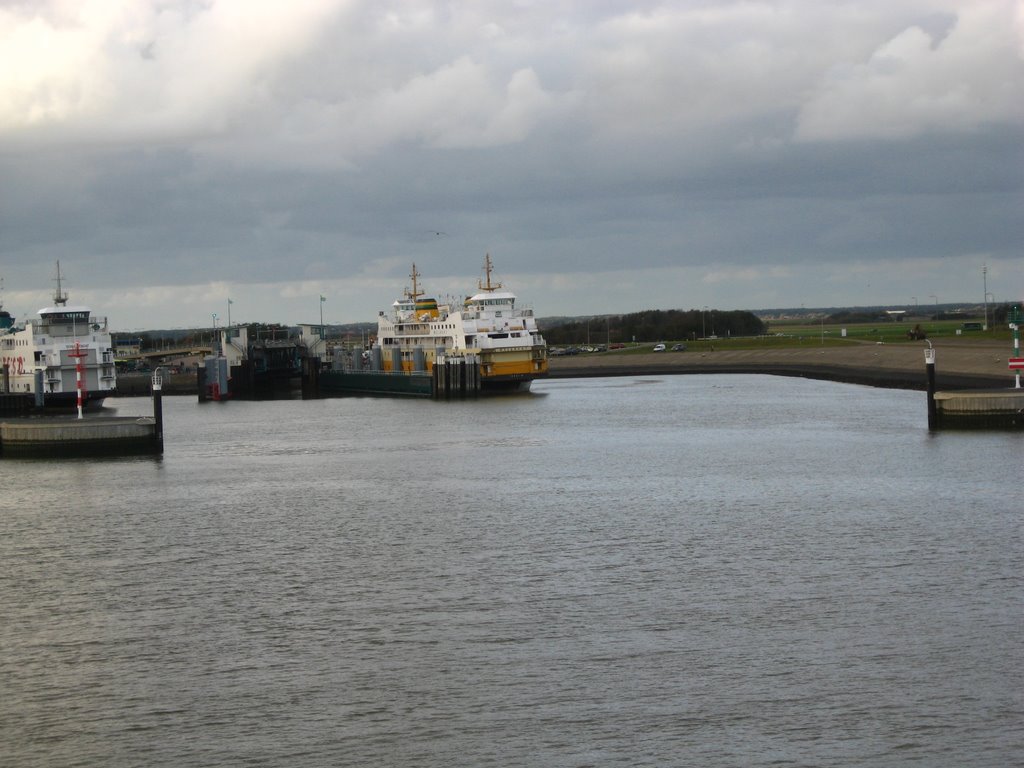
[0,417,161,457]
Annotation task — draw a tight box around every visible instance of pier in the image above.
[0,371,165,458]
[925,310,1024,430]
[0,415,162,458]
[931,389,1024,430]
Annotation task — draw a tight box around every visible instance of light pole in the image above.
[983,265,988,330]
[702,306,707,339]
[929,295,938,319]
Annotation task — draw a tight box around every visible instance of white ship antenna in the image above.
[53,260,69,306]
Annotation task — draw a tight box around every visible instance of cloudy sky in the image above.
[1,0,1022,331]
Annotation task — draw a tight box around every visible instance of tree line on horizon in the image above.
[541,309,766,345]
[826,302,1018,325]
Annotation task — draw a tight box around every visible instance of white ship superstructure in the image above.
[376,255,548,391]
[0,263,117,407]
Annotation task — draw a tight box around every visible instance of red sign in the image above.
[1009,358,1024,370]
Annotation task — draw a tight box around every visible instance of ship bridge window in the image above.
[46,311,90,323]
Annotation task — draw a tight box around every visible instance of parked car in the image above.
[653,343,666,352]
[670,343,687,352]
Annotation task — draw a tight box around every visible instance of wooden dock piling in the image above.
[432,356,481,399]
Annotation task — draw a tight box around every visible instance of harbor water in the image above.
[2,375,1021,767]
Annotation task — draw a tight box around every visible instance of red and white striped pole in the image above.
[1009,321,1021,389]
[69,341,88,419]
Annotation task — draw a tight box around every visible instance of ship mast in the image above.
[406,263,424,302]
[53,260,69,306]
[478,253,502,293]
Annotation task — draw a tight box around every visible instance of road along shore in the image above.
[548,339,1013,391]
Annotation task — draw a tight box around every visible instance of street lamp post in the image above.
[702,306,707,339]
[983,265,989,330]
[929,295,938,319]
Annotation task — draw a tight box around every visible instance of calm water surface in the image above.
[2,375,1021,767]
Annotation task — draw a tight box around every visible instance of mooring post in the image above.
[1010,307,1021,389]
[924,341,937,430]
[34,369,44,408]
[152,367,164,452]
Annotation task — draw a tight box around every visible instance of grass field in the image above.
[603,318,1015,355]
[772,318,1013,343]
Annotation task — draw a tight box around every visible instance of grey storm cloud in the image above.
[1,0,1021,329]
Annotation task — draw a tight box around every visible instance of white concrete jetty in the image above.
[933,389,1024,430]
[0,369,165,457]
[0,415,162,457]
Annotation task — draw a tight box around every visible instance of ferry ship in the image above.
[0,263,117,408]
[375,254,548,392]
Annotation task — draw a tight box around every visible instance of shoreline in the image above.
[112,339,1017,396]
[547,339,1013,391]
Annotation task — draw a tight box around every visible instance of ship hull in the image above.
[480,371,547,393]
[39,391,110,410]
[319,370,433,398]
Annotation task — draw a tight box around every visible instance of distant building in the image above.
[114,338,142,359]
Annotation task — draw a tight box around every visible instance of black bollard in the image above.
[925,344,937,430]
[152,368,165,453]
